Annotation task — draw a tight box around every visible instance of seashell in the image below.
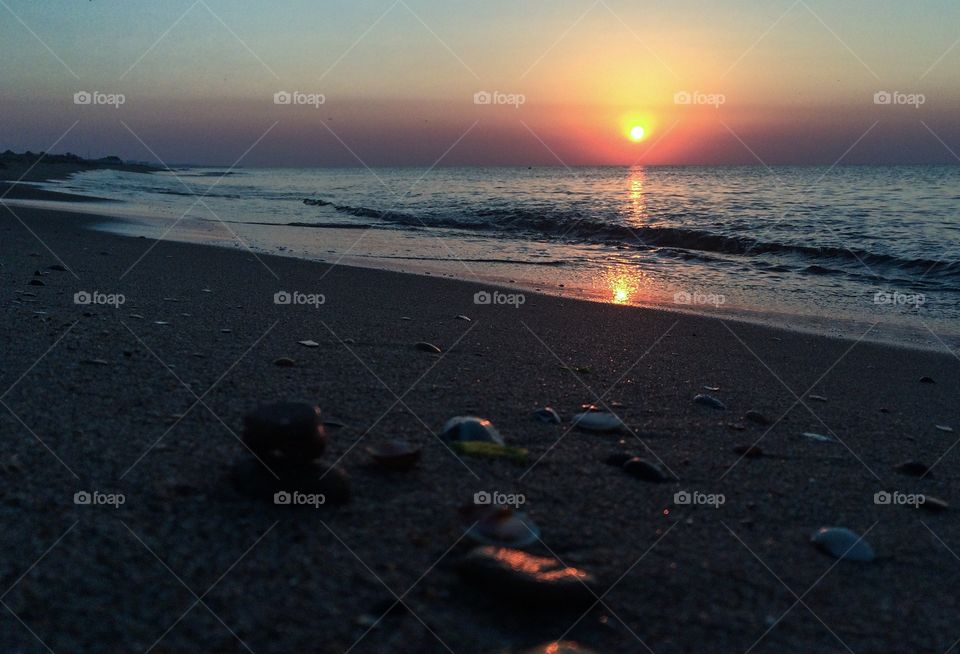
[703,386,720,391]
[693,394,726,410]
[441,416,504,444]
[572,412,624,432]
[366,440,421,470]
[809,394,828,402]
[533,407,561,424]
[811,527,875,562]
[461,505,540,548]
[298,340,319,348]
[415,342,441,354]
[622,457,677,482]
[801,432,836,443]
[935,425,953,433]
[455,314,471,321]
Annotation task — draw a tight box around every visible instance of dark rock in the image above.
[47,264,68,272]
[242,402,326,464]
[920,376,936,384]
[28,279,45,286]
[273,357,296,367]
[459,546,596,607]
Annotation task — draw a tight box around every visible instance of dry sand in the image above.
[1,187,959,653]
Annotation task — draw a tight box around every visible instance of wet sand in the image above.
[1,195,959,653]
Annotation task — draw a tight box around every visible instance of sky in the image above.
[1,0,958,166]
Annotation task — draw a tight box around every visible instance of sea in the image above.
[24,165,960,349]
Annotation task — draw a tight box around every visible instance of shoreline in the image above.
[2,198,959,652]
[6,183,955,355]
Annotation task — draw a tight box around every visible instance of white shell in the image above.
[572,412,624,432]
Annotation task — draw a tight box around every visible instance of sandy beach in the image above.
[1,174,959,653]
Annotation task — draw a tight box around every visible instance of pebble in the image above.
[935,425,953,433]
[273,357,296,367]
[81,358,109,366]
[459,546,597,606]
[894,461,931,477]
[810,527,875,562]
[745,411,771,425]
[622,457,677,482]
[571,412,624,432]
[298,340,319,348]
[532,407,561,424]
[920,376,936,384]
[47,264,67,272]
[693,394,726,410]
[441,416,504,445]
[28,279,45,286]
[801,432,836,443]
[809,394,828,402]
[703,385,720,391]
[366,440,422,470]
[242,402,326,464]
[415,342,441,354]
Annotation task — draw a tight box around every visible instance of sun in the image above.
[629,125,647,142]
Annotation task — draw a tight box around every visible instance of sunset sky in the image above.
[1,0,958,166]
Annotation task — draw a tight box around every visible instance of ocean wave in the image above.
[301,198,959,279]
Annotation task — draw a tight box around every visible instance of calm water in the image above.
[36,165,960,347]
